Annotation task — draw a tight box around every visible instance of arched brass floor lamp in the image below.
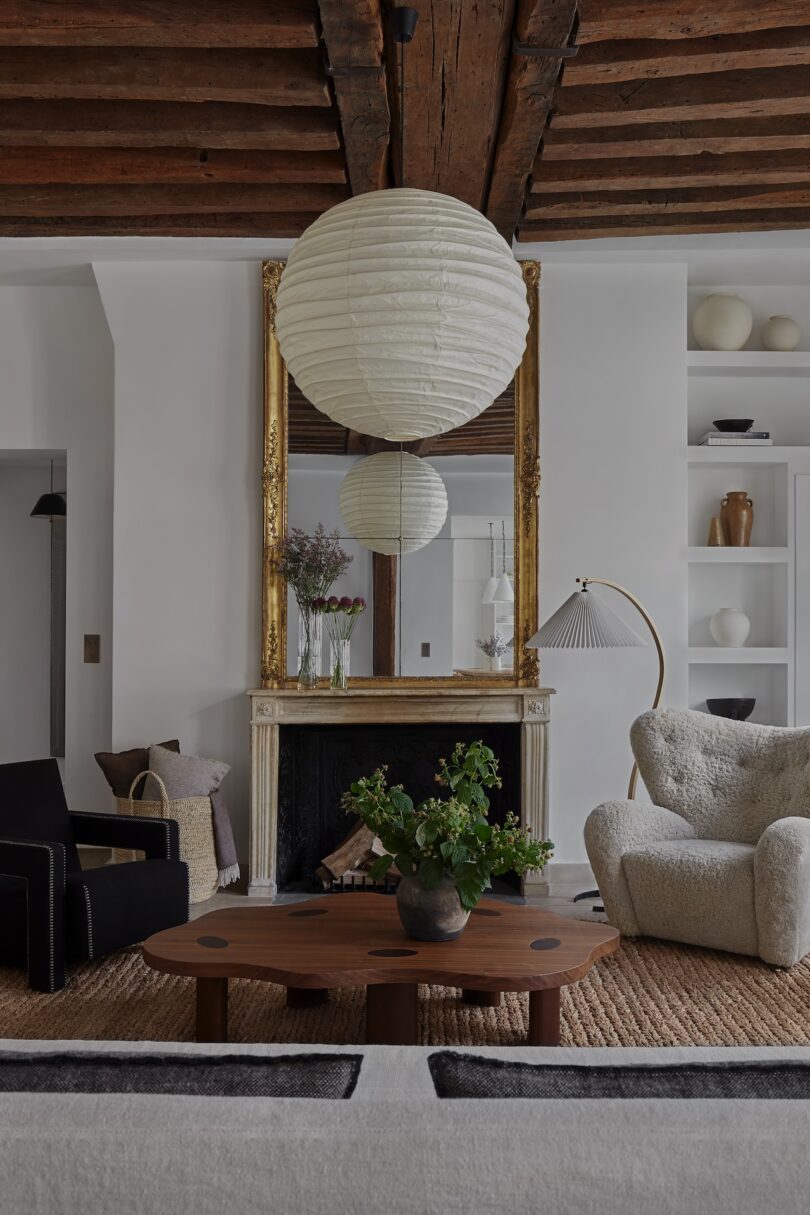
[526,577,666,906]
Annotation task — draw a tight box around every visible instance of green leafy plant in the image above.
[341,741,553,910]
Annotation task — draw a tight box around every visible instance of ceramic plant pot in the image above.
[720,491,754,546]
[489,654,502,672]
[692,292,753,351]
[761,315,801,352]
[396,876,470,942]
[709,608,751,648]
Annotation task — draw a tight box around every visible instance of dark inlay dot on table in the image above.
[197,936,228,949]
[368,948,418,957]
[530,937,562,951]
[471,907,502,917]
[288,908,328,918]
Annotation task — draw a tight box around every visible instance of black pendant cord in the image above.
[399,33,405,187]
[392,6,418,189]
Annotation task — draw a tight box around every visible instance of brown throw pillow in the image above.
[95,740,180,800]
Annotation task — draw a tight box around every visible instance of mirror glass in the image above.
[286,375,515,679]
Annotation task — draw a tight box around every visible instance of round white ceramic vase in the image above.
[692,292,753,351]
[709,608,751,648]
[761,315,801,352]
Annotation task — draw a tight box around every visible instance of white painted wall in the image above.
[0,463,52,761]
[0,286,114,809]
[94,261,262,857]
[538,263,689,865]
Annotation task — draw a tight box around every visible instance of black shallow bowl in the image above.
[707,697,756,721]
[713,418,754,433]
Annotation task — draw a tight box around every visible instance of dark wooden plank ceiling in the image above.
[289,379,515,457]
[1,2,809,242]
[521,1,810,240]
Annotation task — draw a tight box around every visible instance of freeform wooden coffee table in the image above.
[143,894,619,1046]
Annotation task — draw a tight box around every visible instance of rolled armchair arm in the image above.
[755,817,810,967]
[584,801,695,936]
[70,811,180,861]
[0,838,67,992]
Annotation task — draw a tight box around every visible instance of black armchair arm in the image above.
[0,838,67,992]
[70,812,180,862]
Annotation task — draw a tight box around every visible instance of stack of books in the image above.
[699,430,772,446]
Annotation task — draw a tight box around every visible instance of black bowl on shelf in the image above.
[712,418,754,433]
[706,697,756,721]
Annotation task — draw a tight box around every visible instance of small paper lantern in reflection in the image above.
[338,451,448,556]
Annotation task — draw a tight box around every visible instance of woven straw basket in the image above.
[114,770,218,904]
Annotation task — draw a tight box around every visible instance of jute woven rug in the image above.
[1,938,809,1046]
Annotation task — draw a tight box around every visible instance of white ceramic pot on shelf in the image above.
[709,608,751,648]
[761,315,801,352]
[692,292,753,351]
[489,654,502,672]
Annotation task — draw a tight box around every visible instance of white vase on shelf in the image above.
[761,315,801,352]
[692,292,753,351]
[489,654,501,672]
[709,608,751,648]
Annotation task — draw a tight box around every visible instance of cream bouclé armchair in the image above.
[584,708,810,967]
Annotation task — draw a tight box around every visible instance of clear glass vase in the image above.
[297,607,322,690]
[330,638,350,691]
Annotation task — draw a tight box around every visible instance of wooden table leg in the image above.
[196,977,228,1043]
[461,989,501,1007]
[528,987,561,1046]
[286,986,329,1009]
[365,983,418,1045]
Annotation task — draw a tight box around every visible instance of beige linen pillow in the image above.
[143,745,229,802]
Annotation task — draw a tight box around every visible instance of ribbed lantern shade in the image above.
[275,189,530,441]
[339,451,448,556]
[527,589,647,649]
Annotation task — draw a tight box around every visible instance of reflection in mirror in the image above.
[287,376,515,679]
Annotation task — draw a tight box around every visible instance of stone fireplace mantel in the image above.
[248,687,554,898]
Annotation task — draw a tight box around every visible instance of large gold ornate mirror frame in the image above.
[261,258,540,689]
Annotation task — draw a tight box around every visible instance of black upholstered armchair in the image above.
[0,759,189,992]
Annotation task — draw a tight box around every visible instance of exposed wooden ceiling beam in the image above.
[554,65,810,127]
[0,2,319,47]
[318,0,390,194]
[519,209,810,241]
[568,26,810,84]
[485,0,578,238]
[0,101,340,149]
[0,48,330,105]
[0,183,348,216]
[397,0,515,208]
[0,147,347,185]
[525,184,810,219]
[576,1,810,43]
[0,213,323,237]
[531,149,810,192]
[542,115,810,159]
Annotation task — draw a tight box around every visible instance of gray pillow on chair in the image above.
[143,745,229,802]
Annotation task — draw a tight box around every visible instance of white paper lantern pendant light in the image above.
[275,8,529,443]
[339,450,448,556]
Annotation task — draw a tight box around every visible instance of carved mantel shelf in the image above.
[248,687,555,898]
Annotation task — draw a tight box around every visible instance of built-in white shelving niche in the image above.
[688,663,789,728]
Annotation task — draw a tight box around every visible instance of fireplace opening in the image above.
[277,722,522,893]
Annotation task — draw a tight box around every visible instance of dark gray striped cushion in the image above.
[429,1052,810,1099]
[0,1052,362,1099]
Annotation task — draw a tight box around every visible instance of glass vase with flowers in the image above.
[313,595,367,690]
[277,525,352,689]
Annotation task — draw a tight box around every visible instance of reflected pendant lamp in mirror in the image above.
[276,188,529,442]
[339,450,448,556]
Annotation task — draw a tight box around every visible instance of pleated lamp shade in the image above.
[339,451,448,556]
[275,189,530,442]
[526,589,647,649]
